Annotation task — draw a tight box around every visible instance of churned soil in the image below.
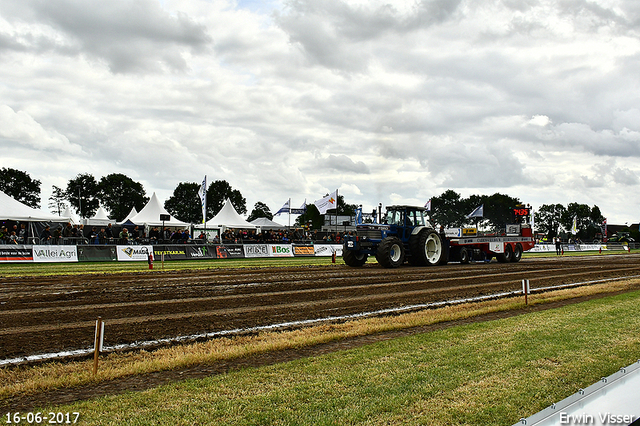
[2,254,640,410]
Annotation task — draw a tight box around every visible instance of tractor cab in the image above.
[384,205,429,242]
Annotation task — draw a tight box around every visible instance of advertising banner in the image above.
[269,244,294,257]
[117,245,153,262]
[293,245,315,257]
[314,244,343,257]
[244,244,270,258]
[214,245,244,259]
[32,245,78,263]
[0,246,33,262]
[186,245,216,259]
[153,246,189,261]
[77,245,118,262]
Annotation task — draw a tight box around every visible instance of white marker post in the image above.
[93,317,105,375]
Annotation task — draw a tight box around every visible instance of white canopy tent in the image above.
[249,217,286,230]
[83,206,116,227]
[0,190,70,244]
[61,206,81,225]
[0,190,69,222]
[129,192,188,227]
[195,198,256,230]
[118,207,138,225]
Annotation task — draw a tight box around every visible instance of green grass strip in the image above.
[39,290,640,425]
[0,257,343,277]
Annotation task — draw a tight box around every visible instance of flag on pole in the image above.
[425,199,432,212]
[571,216,578,235]
[198,176,207,224]
[275,200,290,215]
[314,190,338,215]
[467,204,484,218]
[291,201,306,215]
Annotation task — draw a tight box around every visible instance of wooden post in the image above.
[522,279,530,305]
[93,317,104,375]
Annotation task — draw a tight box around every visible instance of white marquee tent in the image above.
[129,193,188,227]
[249,217,286,230]
[118,207,138,224]
[195,198,256,230]
[0,190,69,222]
[83,206,116,227]
[61,206,81,224]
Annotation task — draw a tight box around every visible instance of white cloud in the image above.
[0,0,639,224]
[0,105,82,154]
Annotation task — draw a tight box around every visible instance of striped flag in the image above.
[276,200,290,215]
[198,176,207,223]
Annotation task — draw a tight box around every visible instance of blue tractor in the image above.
[342,205,447,268]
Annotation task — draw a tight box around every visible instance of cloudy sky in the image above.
[1,0,639,225]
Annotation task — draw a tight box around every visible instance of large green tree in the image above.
[430,191,521,230]
[97,173,148,221]
[164,182,201,223]
[535,204,567,238]
[0,167,41,208]
[429,190,466,227]
[65,173,100,218]
[206,180,247,217]
[295,203,323,229]
[247,201,273,222]
[480,193,522,231]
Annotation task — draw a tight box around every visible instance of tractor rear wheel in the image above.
[409,229,444,266]
[376,237,405,268]
[343,250,368,267]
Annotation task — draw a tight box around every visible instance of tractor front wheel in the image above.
[376,237,405,268]
[343,250,368,267]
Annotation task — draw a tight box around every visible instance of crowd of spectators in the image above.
[0,221,349,245]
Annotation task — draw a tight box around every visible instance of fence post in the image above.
[522,279,530,305]
[93,317,104,375]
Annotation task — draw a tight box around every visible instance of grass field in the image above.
[0,256,343,277]
[25,288,640,425]
[2,277,639,425]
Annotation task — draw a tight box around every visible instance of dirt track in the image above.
[2,254,640,361]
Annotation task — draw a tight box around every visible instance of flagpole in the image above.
[335,189,338,236]
[288,198,291,228]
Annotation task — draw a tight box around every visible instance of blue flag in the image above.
[467,204,484,218]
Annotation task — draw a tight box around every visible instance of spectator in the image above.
[98,228,107,244]
[119,228,130,244]
[8,231,18,244]
[131,226,140,244]
[149,227,160,244]
[62,222,73,243]
[52,226,63,244]
[90,227,99,244]
[18,223,27,244]
[105,223,114,244]
[40,226,52,244]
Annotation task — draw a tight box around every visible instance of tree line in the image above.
[0,167,610,238]
[428,190,607,240]
[0,167,247,223]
